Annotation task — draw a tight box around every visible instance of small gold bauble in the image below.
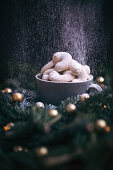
[12,93,23,102]
[2,88,12,93]
[66,104,76,113]
[36,102,44,109]
[14,146,23,152]
[48,109,59,117]
[80,93,90,102]
[102,105,107,111]
[36,147,48,156]
[96,119,107,129]
[96,76,104,83]
[3,122,14,131]
[103,105,107,109]
[105,126,111,133]
[3,126,10,131]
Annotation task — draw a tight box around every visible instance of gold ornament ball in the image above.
[66,104,76,113]
[36,102,44,109]
[14,146,23,152]
[3,125,10,131]
[36,147,48,156]
[80,93,90,102]
[12,93,23,102]
[48,109,59,117]
[2,88,12,93]
[96,76,104,83]
[105,126,111,133]
[3,122,14,131]
[96,119,107,130]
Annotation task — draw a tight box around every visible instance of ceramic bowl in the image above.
[35,73,102,105]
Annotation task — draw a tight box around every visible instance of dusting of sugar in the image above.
[7,0,109,85]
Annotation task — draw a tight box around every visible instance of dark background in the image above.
[0,0,113,89]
